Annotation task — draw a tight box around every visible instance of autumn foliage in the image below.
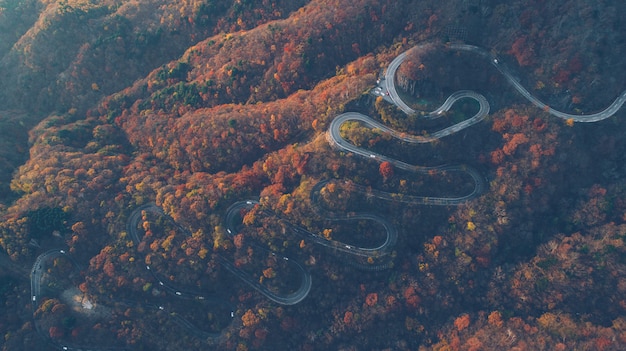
[378,161,394,180]
[2,0,626,350]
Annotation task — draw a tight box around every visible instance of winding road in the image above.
[126,203,227,301]
[30,40,626,350]
[347,40,625,206]
[225,199,397,269]
[30,249,69,309]
[127,203,312,306]
[451,43,626,122]
[382,49,417,115]
[217,59,489,284]
[383,43,626,122]
[327,109,487,205]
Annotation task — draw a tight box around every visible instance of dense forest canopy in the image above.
[1,0,626,350]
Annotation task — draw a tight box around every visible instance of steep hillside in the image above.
[1,0,626,350]
[0,0,308,114]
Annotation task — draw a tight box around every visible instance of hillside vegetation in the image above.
[1,0,626,350]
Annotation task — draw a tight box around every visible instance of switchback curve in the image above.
[383,43,626,122]
[327,110,487,205]
[225,199,397,270]
[127,203,312,306]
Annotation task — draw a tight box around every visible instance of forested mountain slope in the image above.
[1,0,626,350]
